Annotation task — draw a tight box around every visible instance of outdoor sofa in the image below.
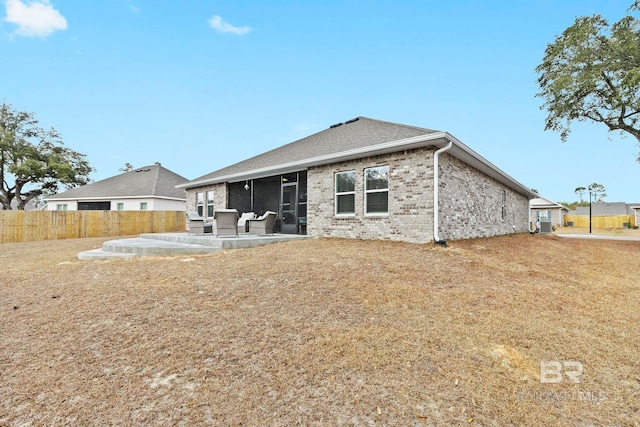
[248,211,277,235]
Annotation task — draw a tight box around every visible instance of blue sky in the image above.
[1,0,639,204]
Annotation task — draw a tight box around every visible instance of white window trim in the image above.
[206,190,215,218]
[335,171,356,216]
[196,192,204,216]
[364,166,389,216]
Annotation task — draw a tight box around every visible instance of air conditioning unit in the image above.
[540,221,552,234]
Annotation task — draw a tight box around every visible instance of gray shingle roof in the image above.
[179,116,536,199]
[45,164,188,201]
[572,202,630,216]
[188,116,438,184]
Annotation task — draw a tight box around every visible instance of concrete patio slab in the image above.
[77,232,312,260]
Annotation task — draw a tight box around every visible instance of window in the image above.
[537,210,550,222]
[196,192,204,216]
[56,204,68,211]
[500,190,506,220]
[140,202,148,210]
[206,191,215,217]
[365,166,389,214]
[335,171,356,215]
[117,203,124,211]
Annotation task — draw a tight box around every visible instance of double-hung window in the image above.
[335,171,355,215]
[365,166,389,215]
[196,192,204,216]
[206,191,215,217]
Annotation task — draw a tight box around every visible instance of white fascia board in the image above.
[530,197,567,209]
[178,131,537,199]
[441,134,538,199]
[177,133,451,189]
[45,195,186,202]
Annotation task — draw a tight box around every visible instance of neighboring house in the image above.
[45,164,189,211]
[530,197,569,228]
[572,202,631,217]
[631,205,640,227]
[570,202,638,228]
[178,117,536,243]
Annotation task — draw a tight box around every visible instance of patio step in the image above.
[77,233,312,260]
[77,237,222,260]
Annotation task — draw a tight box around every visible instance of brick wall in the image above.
[437,153,530,240]
[185,183,227,234]
[307,147,436,243]
[184,148,531,242]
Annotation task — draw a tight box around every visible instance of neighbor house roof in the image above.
[178,116,537,198]
[572,202,631,216]
[45,164,189,201]
[530,197,570,211]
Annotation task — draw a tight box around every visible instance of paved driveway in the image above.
[555,234,640,242]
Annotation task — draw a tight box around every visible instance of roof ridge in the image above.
[355,116,438,134]
[149,164,161,196]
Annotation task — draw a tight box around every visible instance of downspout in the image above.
[528,204,535,234]
[433,140,453,246]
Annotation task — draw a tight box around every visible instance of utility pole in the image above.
[589,188,591,234]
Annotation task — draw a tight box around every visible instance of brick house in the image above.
[177,117,536,243]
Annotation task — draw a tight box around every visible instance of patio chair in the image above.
[248,211,277,235]
[186,211,213,235]
[237,212,256,233]
[214,209,239,237]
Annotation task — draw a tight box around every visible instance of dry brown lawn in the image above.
[1,234,639,426]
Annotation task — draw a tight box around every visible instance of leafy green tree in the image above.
[574,186,586,203]
[0,103,93,210]
[535,4,640,160]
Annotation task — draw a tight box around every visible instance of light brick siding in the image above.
[437,153,530,240]
[186,148,531,242]
[185,183,227,233]
[307,148,435,243]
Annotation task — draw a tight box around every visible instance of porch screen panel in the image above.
[253,176,280,215]
[228,182,251,214]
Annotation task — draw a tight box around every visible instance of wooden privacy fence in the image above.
[564,214,636,229]
[0,211,186,243]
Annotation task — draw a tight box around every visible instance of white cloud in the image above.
[4,0,67,38]
[208,15,251,35]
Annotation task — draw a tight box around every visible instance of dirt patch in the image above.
[1,234,639,425]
